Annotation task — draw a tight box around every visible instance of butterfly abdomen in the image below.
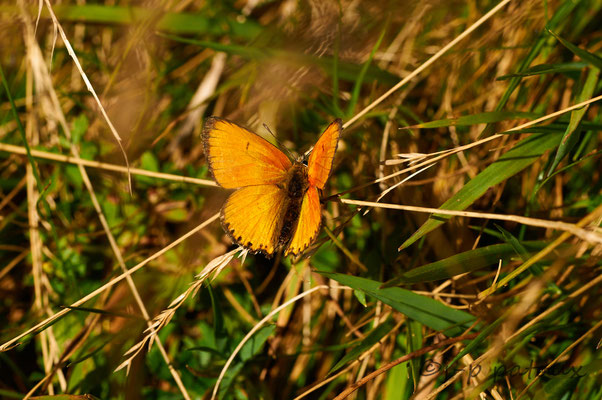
[277,163,309,249]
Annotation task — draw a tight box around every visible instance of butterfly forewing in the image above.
[203,117,292,189]
[307,119,342,189]
[221,185,288,254]
[285,186,322,256]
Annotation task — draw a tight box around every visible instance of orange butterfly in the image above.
[202,117,341,256]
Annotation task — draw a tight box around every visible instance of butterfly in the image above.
[202,117,341,257]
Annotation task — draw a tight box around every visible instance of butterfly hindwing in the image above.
[307,119,342,189]
[203,117,292,189]
[285,186,321,256]
[221,185,288,255]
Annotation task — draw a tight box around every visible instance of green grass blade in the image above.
[0,63,63,264]
[161,34,399,85]
[383,242,548,286]
[0,64,42,189]
[399,132,563,250]
[547,66,599,176]
[496,62,588,80]
[329,320,395,373]
[0,388,25,399]
[479,0,579,138]
[61,305,140,319]
[346,22,388,116]
[406,111,538,129]
[406,319,423,389]
[0,4,262,38]
[548,29,602,70]
[319,272,476,337]
[332,16,342,115]
[208,284,228,353]
[444,312,506,370]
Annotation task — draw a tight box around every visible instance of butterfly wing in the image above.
[307,119,342,189]
[285,186,321,256]
[203,117,292,189]
[221,185,288,255]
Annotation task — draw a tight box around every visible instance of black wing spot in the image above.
[247,242,253,247]
[237,236,242,241]
[246,142,250,151]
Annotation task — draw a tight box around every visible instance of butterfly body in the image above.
[276,162,310,249]
[203,117,341,257]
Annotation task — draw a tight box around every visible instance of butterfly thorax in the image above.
[277,162,310,249]
[285,162,310,198]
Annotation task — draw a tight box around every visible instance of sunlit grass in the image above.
[1,1,601,399]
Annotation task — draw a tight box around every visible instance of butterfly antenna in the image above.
[263,123,296,160]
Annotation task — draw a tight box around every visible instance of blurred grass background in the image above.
[1,0,602,399]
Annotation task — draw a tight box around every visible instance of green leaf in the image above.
[71,114,88,145]
[385,362,410,400]
[140,151,159,172]
[319,272,476,336]
[186,346,226,358]
[162,206,189,222]
[330,320,395,373]
[548,29,602,70]
[311,244,340,272]
[399,132,562,250]
[354,289,367,306]
[65,165,83,190]
[407,111,538,129]
[383,242,548,286]
[239,325,276,362]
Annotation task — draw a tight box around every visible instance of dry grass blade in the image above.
[3,0,601,398]
[479,203,602,298]
[175,52,226,142]
[22,5,191,397]
[333,333,479,400]
[371,94,602,188]
[516,319,602,399]
[116,247,240,374]
[0,213,219,352]
[343,0,512,129]
[41,0,132,192]
[341,199,602,244]
[372,163,434,206]
[0,142,217,186]
[211,285,330,400]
